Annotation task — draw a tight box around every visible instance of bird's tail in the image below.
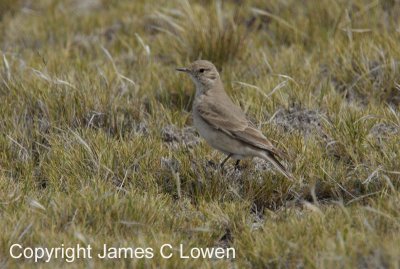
[258,151,294,181]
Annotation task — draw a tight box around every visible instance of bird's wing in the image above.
[196,94,286,159]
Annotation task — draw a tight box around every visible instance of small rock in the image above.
[252,157,275,173]
[369,123,399,139]
[272,105,327,139]
[161,124,200,148]
[181,127,200,147]
[135,121,149,136]
[161,125,180,143]
[160,156,180,173]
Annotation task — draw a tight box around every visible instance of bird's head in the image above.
[176,60,221,92]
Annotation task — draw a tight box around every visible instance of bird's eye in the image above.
[199,68,206,73]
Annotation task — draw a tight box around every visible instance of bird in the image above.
[176,60,293,180]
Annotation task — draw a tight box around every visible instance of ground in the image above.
[0,0,400,268]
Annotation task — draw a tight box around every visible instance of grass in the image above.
[0,0,400,268]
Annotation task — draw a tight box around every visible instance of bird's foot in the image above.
[219,154,232,172]
[234,160,241,171]
[219,163,228,175]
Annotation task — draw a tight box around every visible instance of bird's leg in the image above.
[220,154,232,169]
[234,160,240,170]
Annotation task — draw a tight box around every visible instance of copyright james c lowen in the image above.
[9,243,236,263]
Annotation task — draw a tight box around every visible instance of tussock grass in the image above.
[149,0,248,68]
[0,0,400,268]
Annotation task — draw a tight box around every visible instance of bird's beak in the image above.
[176,67,190,73]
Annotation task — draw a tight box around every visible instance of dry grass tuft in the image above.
[149,0,248,68]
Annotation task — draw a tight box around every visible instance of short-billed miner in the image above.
[176,60,293,180]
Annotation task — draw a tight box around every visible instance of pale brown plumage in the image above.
[195,91,286,158]
[177,60,293,180]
